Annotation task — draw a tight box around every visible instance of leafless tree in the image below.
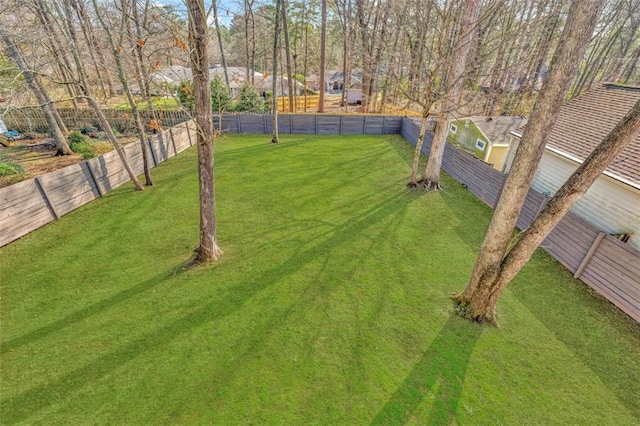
[454,0,605,325]
[1,30,72,155]
[187,0,223,263]
[91,0,154,186]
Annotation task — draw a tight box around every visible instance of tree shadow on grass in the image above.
[370,314,483,425]
[1,190,421,424]
[509,262,640,419]
[0,267,179,355]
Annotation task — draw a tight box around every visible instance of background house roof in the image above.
[152,65,192,84]
[513,83,640,187]
[468,116,527,144]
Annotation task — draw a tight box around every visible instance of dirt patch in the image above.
[0,134,139,188]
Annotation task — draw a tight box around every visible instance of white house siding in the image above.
[531,151,640,250]
[502,134,520,173]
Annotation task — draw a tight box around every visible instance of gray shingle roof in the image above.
[469,116,527,145]
[514,83,640,187]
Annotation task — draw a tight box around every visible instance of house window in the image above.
[450,124,457,134]
[476,139,486,150]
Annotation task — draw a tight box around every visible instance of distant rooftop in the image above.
[468,116,527,144]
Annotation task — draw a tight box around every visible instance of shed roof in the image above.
[513,83,640,187]
[468,116,527,145]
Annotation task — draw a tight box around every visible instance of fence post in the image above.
[35,177,60,220]
[574,232,606,279]
[382,116,386,134]
[237,114,241,133]
[169,128,178,156]
[186,121,193,147]
[86,160,104,197]
[315,115,318,134]
[148,138,158,167]
[340,115,343,134]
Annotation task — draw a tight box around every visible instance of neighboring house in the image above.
[448,116,527,171]
[209,65,262,97]
[151,65,192,85]
[150,65,304,98]
[255,75,306,97]
[306,71,337,92]
[326,70,363,92]
[504,83,640,249]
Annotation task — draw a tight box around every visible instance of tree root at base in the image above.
[186,246,224,268]
[416,178,442,191]
[452,293,499,327]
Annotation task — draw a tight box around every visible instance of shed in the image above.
[448,116,527,170]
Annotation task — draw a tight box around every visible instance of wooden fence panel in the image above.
[580,236,640,322]
[150,133,172,163]
[172,123,192,153]
[363,116,385,134]
[542,213,601,273]
[276,115,292,134]
[0,179,55,246]
[219,115,240,133]
[89,150,127,193]
[38,163,100,217]
[517,190,547,230]
[401,118,421,144]
[291,115,317,134]
[383,116,403,134]
[4,107,192,133]
[123,142,146,175]
[441,145,505,207]
[239,114,268,134]
[341,116,366,134]
[316,115,341,134]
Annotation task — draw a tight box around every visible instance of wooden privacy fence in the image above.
[401,117,640,322]
[1,113,637,323]
[216,113,403,134]
[4,107,192,133]
[276,95,320,112]
[0,120,195,248]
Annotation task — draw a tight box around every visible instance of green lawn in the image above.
[1,134,639,425]
[112,97,181,110]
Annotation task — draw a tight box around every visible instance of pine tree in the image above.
[236,83,266,112]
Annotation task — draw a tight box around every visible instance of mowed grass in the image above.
[1,134,639,425]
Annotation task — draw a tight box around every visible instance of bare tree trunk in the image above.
[407,109,431,187]
[318,0,327,113]
[466,97,640,323]
[244,0,251,82]
[1,30,72,155]
[33,0,79,116]
[339,0,349,108]
[272,0,282,144]
[129,0,160,136]
[93,0,154,186]
[187,0,223,263]
[420,112,449,189]
[69,0,116,97]
[55,0,144,190]
[280,0,295,112]
[421,0,481,190]
[454,0,605,325]
[212,0,230,90]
